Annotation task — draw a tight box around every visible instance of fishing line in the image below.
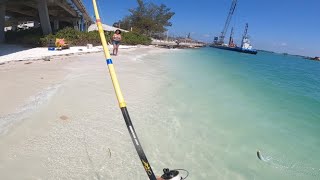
[257,150,320,177]
[173,169,189,179]
[91,1,190,179]
[83,132,101,180]
[91,0,157,179]
[96,0,103,19]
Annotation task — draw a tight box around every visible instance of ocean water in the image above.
[143,48,320,180]
[1,48,320,180]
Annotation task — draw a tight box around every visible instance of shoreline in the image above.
[0,45,170,133]
[0,46,174,179]
[0,44,193,65]
[0,44,141,64]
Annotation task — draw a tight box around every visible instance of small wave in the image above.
[133,53,148,62]
[0,84,61,135]
[258,151,320,177]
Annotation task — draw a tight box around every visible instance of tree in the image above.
[112,22,119,28]
[115,0,175,37]
[115,16,132,31]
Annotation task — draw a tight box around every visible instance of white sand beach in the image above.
[0,44,138,64]
[0,46,171,179]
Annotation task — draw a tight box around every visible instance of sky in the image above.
[83,0,320,57]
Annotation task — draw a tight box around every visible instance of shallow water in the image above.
[143,48,320,180]
[1,48,320,180]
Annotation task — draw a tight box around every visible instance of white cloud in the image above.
[203,34,211,38]
[280,42,287,46]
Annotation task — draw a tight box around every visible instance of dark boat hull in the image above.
[209,45,258,55]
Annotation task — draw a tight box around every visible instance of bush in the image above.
[39,34,56,46]
[39,28,107,46]
[72,31,106,46]
[20,35,42,46]
[41,28,151,46]
[5,28,43,46]
[55,27,81,39]
[121,32,151,45]
[6,27,151,47]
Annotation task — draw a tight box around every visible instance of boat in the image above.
[210,0,258,55]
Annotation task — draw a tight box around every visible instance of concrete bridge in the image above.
[0,0,93,43]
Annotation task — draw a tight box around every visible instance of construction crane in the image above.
[228,27,236,47]
[218,0,237,45]
[241,23,249,48]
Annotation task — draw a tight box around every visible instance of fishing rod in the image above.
[91,0,156,179]
[91,1,189,179]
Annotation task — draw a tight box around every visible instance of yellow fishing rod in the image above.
[91,0,157,179]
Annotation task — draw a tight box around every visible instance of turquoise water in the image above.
[1,48,319,179]
[146,48,320,179]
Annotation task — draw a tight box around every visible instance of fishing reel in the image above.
[160,168,189,180]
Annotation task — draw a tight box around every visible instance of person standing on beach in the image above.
[112,29,122,56]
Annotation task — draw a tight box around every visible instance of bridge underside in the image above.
[1,0,92,43]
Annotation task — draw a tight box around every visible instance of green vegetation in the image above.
[4,0,171,46]
[5,28,43,46]
[40,27,105,46]
[115,0,175,37]
[40,28,151,46]
[121,31,151,45]
[5,27,151,46]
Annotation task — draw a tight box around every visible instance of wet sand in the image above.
[0,46,169,179]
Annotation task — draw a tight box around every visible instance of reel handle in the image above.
[161,168,182,180]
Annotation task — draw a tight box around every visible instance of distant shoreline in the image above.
[257,49,320,62]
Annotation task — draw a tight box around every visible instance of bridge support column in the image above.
[80,17,84,31]
[83,22,88,32]
[37,0,52,35]
[0,3,5,43]
[73,20,79,31]
[53,19,59,32]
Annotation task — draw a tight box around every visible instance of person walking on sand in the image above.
[112,29,122,56]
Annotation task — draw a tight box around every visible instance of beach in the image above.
[0,46,172,179]
[1,47,320,180]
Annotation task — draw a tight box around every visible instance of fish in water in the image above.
[257,150,263,161]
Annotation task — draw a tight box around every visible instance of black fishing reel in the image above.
[160,168,189,180]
